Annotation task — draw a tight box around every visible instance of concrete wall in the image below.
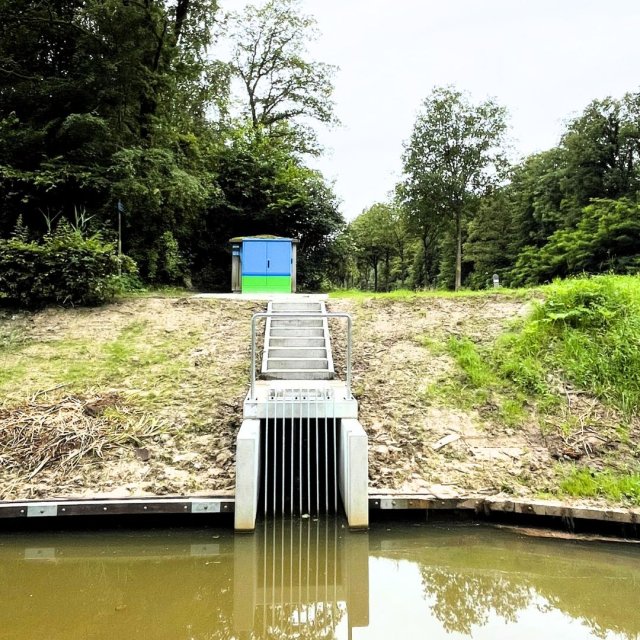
[339,418,369,529]
[234,419,261,531]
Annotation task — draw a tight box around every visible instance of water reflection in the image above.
[234,520,368,639]
[0,521,638,639]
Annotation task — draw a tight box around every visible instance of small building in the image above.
[230,236,298,294]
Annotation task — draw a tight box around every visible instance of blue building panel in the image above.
[241,240,268,276]
[266,241,292,276]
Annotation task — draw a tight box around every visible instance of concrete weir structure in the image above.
[235,299,369,531]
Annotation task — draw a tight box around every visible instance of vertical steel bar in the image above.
[264,395,269,517]
[324,409,329,514]
[290,392,294,516]
[307,393,311,515]
[315,395,319,516]
[272,394,277,517]
[281,392,285,516]
[299,388,303,516]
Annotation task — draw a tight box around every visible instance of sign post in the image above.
[117,200,125,277]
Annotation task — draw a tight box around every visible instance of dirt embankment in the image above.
[1,293,636,506]
[1,297,261,500]
[327,296,559,498]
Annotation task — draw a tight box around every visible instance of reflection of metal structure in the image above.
[234,519,369,640]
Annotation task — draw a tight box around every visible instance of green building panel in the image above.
[242,275,292,293]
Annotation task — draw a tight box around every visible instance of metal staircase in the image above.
[261,301,335,380]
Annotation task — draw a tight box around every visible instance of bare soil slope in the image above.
[1,297,259,500]
[1,293,635,505]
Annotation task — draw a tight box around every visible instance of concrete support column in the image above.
[234,419,261,531]
[339,419,369,529]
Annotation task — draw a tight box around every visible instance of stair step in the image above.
[268,348,327,358]
[267,358,329,370]
[270,328,324,338]
[271,318,324,328]
[271,303,322,312]
[263,369,335,381]
[268,337,326,348]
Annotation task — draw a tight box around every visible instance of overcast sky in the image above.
[220,0,640,220]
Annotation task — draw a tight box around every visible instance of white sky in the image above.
[219,0,640,220]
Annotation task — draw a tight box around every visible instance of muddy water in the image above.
[0,521,638,640]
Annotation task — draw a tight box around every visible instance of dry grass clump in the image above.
[0,393,162,486]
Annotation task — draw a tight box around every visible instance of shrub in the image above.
[0,225,134,307]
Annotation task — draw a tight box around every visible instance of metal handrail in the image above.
[250,312,353,399]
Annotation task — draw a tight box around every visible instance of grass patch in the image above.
[328,287,530,300]
[447,337,497,388]
[421,336,528,428]
[560,467,640,505]
[495,275,640,415]
[0,320,202,404]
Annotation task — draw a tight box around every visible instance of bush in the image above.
[0,225,134,307]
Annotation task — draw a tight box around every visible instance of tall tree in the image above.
[350,203,395,291]
[401,87,509,290]
[226,0,336,153]
[561,94,640,216]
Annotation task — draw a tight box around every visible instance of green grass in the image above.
[328,287,530,300]
[495,275,640,415]
[447,337,497,388]
[420,335,527,428]
[560,467,640,505]
[0,320,202,403]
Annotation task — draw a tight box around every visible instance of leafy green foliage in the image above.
[343,90,640,292]
[191,126,343,290]
[0,0,343,294]
[511,199,640,285]
[400,86,509,290]
[495,275,640,414]
[227,0,336,154]
[0,225,131,307]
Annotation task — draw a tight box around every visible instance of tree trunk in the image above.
[455,214,462,291]
[384,250,390,291]
[422,235,430,288]
[373,260,378,292]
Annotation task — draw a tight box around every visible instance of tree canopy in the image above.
[0,0,344,295]
[330,88,640,292]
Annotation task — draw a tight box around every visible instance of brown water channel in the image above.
[0,520,638,639]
